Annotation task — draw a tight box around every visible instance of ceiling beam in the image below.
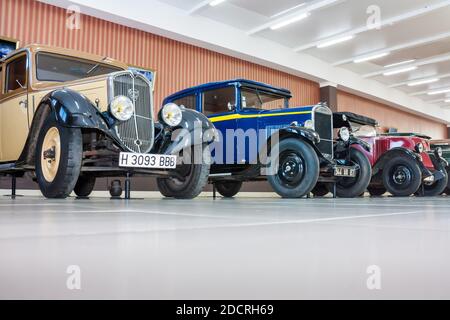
[333,31,450,67]
[188,0,214,15]
[294,0,450,52]
[363,52,450,78]
[389,73,450,88]
[247,0,346,36]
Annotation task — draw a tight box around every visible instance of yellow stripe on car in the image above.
[209,111,312,123]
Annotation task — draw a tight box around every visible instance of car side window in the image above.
[5,55,27,93]
[202,86,235,116]
[173,95,196,110]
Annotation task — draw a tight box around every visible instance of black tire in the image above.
[444,167,450,195]
[335,148,372,198]
[367,186,387,197]
[35,115,82,199]
[311,183,330,197]
[382,156,422,197]
[74,175,96,198]
[415,164,448,197]
[267,138,320,198]
[157,145,210,199]
[215,181,243,198]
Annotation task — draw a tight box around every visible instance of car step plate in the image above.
[334,166,357,177]
[119,152,177,169]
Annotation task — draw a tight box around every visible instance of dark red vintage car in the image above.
[333,113,448,197]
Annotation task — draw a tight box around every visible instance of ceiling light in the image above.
[354,52,390,64]
[383,66,418,76]
[271,3,306,18]
[446,99,450,103]
[384,60,416,68]
[317,35,355,49]
[270,12,310,30]
[428,88,450,95]
[407,78,440,87]
[210,0,226,6]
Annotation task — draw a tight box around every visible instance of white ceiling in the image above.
[40,0,450,123]
[159,0,450,109]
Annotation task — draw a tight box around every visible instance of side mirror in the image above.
[227,102,235,111]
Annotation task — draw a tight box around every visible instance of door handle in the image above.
[19,100,28,109]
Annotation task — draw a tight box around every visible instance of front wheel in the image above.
[74,175,96,198]
[215,181,243,198]
[416,164,448,197]
[267,138,320,198]
[35,115,83,199]
[335,148,372,198]
[382,156,422,197]
[157,145,210,199]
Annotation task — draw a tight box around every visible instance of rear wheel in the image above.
[311,183,330,197]
[335,148,372,198]
[416,164,448,197]
[157,145,210,199]
[267,138,320,198]
[35,116,82,199]
[215,181,243,198]
[382,156,422,197]
[367,186,386,197]
[74,175,96,198]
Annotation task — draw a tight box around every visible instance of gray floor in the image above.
[0,191,450,300]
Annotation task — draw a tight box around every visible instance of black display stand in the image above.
[3,174,23,199]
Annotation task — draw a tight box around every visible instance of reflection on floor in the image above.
[0,191,449,299]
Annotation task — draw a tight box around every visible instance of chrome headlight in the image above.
[415,143,424,154]
[304,120,314,130]
[435,147,443,158]
[161,103,182,127]
[339,127,351,142]
[109,96,134,122]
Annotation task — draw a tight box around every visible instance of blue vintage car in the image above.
[162,79,372,198]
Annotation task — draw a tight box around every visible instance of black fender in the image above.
[373,147,429,177]
[161,108,216,155]
[349,136,371,152]
[17,89,122,166]
[335,136,371,159]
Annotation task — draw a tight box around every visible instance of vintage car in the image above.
[163,79,372,199]
[334,112,448,197]
[429,140,450,194]
[0,45,215,199]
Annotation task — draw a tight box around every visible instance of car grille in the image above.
[313,106,333,159]
[110,72,154,153]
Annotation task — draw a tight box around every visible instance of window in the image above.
[241,88,287,110]
[6,55,27,93]
[173,95,196,110]
[203,86,235,116]
[36,53,121,82]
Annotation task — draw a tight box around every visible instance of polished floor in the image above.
[0,190,449,300]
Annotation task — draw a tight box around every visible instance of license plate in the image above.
[334,166,357,177]
[119,152,177,169]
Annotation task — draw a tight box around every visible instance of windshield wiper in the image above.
[86,56,108,75]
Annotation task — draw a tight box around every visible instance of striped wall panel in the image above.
[337,90,447,139]
[0,0,320,109]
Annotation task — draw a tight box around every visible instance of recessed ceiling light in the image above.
[383,66,418,76]
[384,60,416,68]
[407,78,440,87]
[428,88,450,95]
[354,52,390,64]
[317,35,355,49]
[270,12,310,30]
[210,0,226,6]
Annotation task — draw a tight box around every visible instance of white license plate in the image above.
[334,166,357,177]
[119,152,177,169]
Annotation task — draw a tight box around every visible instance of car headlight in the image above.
[415,143,424,154]
[435,147,443,158]
[161,103,182,127]
[339,127,350,142]
[109,96,134,121]
[304,120,314,130]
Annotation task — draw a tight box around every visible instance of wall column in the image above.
[320,82,338,112]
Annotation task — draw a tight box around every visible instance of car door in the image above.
[0,52,30,162]
[202,85,238,165]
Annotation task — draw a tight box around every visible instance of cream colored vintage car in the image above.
[0,45,215,199]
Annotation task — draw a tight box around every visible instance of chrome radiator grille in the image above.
[110,72,154,153]
[313,105,333,159]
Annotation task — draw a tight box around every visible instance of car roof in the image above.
[164,79,292,102]
[1,44,128,70]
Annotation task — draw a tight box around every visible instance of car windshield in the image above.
[351,123,378,137]
[241,88,287,110]
[36,52,122,82]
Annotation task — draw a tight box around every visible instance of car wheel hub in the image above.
[279,153,304,185]
[392,166,412,185]
[41,127,61,183]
